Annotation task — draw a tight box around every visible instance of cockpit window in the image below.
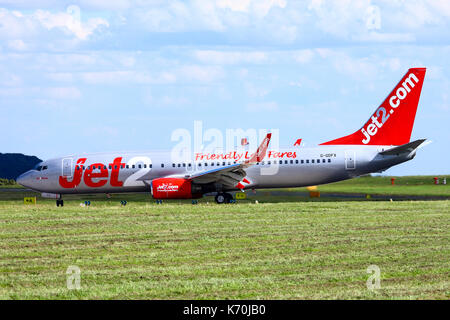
[33,163,48,171]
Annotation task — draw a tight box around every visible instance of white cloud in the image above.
[0,8,108,47]
[78,0,132,11]
[178,65,225,82]
[46,72,74,82]
[45,87,81,99]
[79,65,224,85]
[194,50,267,64]
[216,0,252,12]
[352,32,415,43]
[293,49,314,64]
[245,83,270,98]
[0,87,24,97]
[144,93,191,108]
[217,0,287,18]
[8,39,27,51]
[316,49,379,80]
[0,73,22,86]
[246,101,278,111]
[33,9,109,40]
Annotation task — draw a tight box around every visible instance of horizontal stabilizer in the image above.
[380,139,426,156]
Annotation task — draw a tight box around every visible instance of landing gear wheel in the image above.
[215,193,226,204]
[56,199,64,207]
[215,193,233,204]
[224,193,233,203]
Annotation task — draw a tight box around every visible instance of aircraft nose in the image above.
[16,171,32,188]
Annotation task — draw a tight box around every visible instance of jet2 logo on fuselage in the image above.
[59,157,126,188]
[361,72,419,144]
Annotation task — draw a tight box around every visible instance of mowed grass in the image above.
[306,175,450,197]
[0,197,449,299]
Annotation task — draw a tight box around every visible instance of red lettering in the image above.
[59,158,86,188]
[84,163,108,188]
[109,157,125,187]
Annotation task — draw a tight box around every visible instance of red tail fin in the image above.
[321,68,426,146]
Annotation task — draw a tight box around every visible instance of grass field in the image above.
[3,175,450,196]
[0,192,449,299]
[306,175,450,197]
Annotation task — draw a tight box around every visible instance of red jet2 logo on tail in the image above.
[320,68,426,147]
[361,72,420,144]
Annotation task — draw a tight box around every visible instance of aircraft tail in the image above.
[321,67,426,146]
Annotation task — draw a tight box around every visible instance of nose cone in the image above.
[16,171,32,188]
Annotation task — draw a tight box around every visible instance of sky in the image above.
[0,0,449,175]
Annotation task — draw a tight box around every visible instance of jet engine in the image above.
[151,178,202,199]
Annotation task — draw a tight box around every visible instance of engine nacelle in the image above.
[151,178,202,199]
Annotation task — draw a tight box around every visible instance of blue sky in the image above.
[0,0,449,175]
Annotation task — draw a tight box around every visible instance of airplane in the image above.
[17,67,427,206]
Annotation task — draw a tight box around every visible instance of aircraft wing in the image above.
[165,133,272,189]
[380,139,426,156]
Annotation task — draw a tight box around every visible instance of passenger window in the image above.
[188,163,191,167]
[199,163,202,167]
[132,165,135,169]
[205,163,208,167]
[150,164,152,168]
[178,164,181,167]
[306,160,309,164]
[138,164,141,169]
[290,160,293,164]
[211,163,214,166]
[172,163,175,167]
[295,160,298,164]
[161,163,164,168]
[322,159,326,163]
[109,165,112,169]
[328,159,331,163]
[312,160,314,163]
[317,159,320,163]
[126,165,129,169]
[143,164,147,168]
[261,161,265,165]
[279,160,282,164]
[183,163,186,167]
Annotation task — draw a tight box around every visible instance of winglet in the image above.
[245,133,272,164]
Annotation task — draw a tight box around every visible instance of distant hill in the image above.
[0,153,42,180]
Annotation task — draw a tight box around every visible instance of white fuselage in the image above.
[17,145,414,195]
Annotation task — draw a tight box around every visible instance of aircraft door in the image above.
[345,151,356,170]
[62,158,73,177]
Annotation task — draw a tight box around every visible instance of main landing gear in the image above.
[56,199,64,207]
[215,192,233,204]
